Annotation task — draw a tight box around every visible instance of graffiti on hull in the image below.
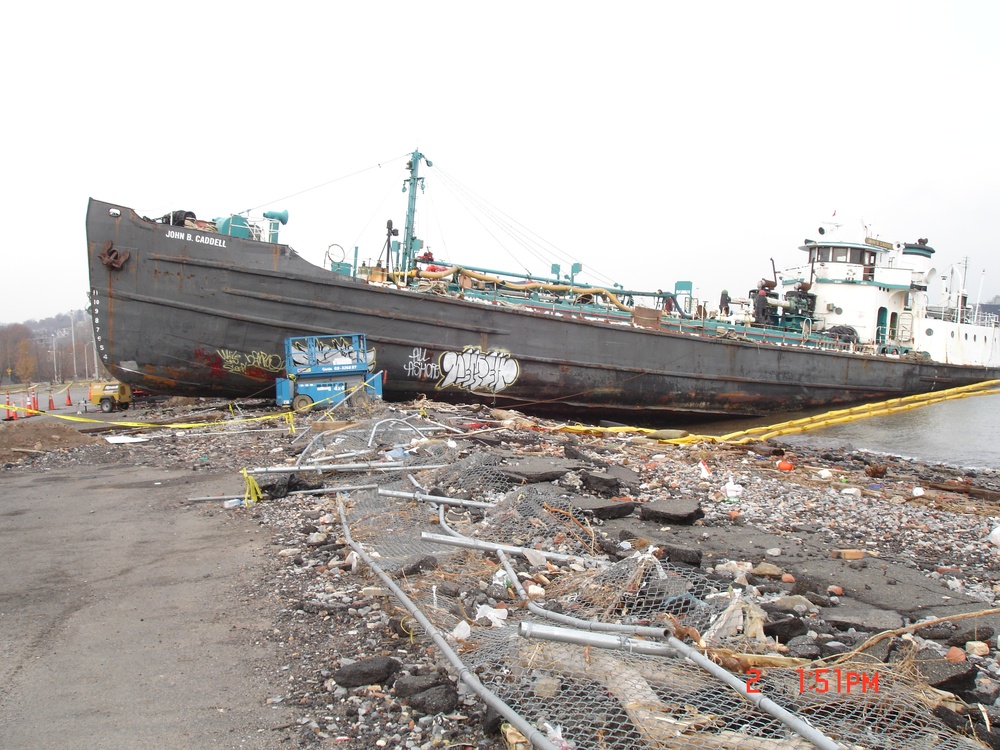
[404,347,441,380]
[217,349,284,375]
[437,346,520,393]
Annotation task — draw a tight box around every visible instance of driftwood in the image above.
[923,481,1000,502]
[519,640,816,749]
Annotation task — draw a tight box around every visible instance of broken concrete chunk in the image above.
[332,656,402,688]
[638,497,704,525]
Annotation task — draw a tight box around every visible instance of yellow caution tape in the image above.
[241,468,263,506]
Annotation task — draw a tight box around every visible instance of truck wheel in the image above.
[292,395,313,411]
[118,402,129,411]
[100,398,114,413]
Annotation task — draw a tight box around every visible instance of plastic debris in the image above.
[451,620,471,642]
[723,474,743,500]
[475,604,509,628]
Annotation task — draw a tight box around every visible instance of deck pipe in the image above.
[335,497,561,750]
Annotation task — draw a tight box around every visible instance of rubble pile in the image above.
[4,397,1000,748]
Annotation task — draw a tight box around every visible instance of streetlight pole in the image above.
[71,316,79,380]
[51,333,57,383]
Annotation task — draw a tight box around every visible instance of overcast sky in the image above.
[3,1,998,324]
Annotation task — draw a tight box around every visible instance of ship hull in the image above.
[86,199,1000,421]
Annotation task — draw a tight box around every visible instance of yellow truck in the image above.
[89,381,132,413]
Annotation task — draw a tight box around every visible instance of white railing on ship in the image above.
[925,306,1000,326]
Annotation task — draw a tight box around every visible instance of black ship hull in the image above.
[86,198,1000,421]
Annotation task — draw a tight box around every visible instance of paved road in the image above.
[0,466,290,750]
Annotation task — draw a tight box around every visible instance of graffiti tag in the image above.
[218,349,284,375]
[438,347,520,393]
[404,347,440,380]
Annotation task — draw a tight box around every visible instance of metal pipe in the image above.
[247,462,447,474]
[516,623,841,750]
[420,531,602,565]
[304,450,374,462]
[495,552,840,749]
[495,550,668,640]
[366,415,424,447]
[336,498,560,750]
[186,482,378,504]
[520,622,677,656]
[178,427,290,437]
[379,487,494,509]
[183,493,244,504]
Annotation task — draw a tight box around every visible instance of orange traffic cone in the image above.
[31,390,38,412]
[66,389,73,406]
[4,394,10,420]
[48,392,55,411]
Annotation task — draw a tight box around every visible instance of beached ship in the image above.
[85,150,1000,420]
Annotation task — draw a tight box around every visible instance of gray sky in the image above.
[3,1,998,324]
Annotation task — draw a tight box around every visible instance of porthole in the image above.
[950,331,955,338]
[925,329,934,336]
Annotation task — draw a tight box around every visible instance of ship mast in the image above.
[401,150,432,278]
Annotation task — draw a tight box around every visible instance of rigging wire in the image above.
[433,165,622,287]
[351,179,405,254]
[433,167,557,271]
[429,169,537,275]
[241,152,412,215]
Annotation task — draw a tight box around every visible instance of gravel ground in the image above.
[4,396,1000,748]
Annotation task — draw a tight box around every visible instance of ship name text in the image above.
[165,230,227,248]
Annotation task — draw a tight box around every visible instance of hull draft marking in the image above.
[437,346,520,393]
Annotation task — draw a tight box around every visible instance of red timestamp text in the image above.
[744,668,879,694]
